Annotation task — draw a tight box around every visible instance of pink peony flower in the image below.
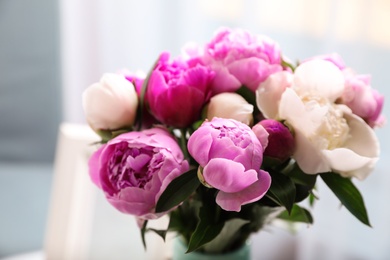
[187,117,271,212]
[342,72,385,127]
[304,53,385,127]
[146,52,214,128]
[88,128,189,219]
[191,28,283,94]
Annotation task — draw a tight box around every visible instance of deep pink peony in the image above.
[88,128,189,219]
[187,117,271,212]
[191,28,283,94]
[254,119,295,163]
[146,52,214,128]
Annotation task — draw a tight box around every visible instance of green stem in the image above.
[179,128,190,160]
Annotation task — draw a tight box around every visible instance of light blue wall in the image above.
[0,0,60,256]
[0,0,61,163]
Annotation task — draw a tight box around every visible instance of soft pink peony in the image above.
[187,117,271,212]
[146,52,214,128]
[186,28,283,94]
[304,53,385,127]
[342,71,385,127]
[88,128,189,219]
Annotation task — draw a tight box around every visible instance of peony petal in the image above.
[322,148,378,180]
[256,71,292,119]
[210,65,242,94]
[107,187,155,217]
[227,57,282,92]
[343,111,380,158]
[188,129,213,167]
[216,170,271,212]
[252,123,269,151]
[203,158,258,193]
[293,60,344,102]
[293,129,331,174]
[279,88,327,136]
[207,92,253,125]
[88,145,105,188]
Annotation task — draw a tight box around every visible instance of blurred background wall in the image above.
[1,0,389,258]
[0,0,60,256]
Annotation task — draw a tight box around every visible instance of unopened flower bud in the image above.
[254,119,295,162]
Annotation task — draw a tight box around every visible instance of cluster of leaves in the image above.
[141,156,370,254]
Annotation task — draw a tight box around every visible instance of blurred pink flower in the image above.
[196,28,283,93]
[304,53,385,127]
[342,72,385,127]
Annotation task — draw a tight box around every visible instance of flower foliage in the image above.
[83,27,384,254]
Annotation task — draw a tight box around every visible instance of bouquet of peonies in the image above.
[82,28,384,255]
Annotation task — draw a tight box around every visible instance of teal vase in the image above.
[172,238,251,260]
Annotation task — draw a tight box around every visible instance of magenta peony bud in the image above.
[254,119,295,162]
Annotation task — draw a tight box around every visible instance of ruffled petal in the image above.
[279,88,327,136]
[203,158,258,193]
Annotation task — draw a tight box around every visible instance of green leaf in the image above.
[287,163,317,188]
[147,228,167,241]
[140,220,148,250]
[202,218,249,254]
[156,169,200,213]
[235,86,261,119]
[278,204,313,224]
[186,205,225,253]
[136,57,159,130]
[95,128,132,143]
[321,172,371,226]
[284,163,318,203]
[265,170,296,213]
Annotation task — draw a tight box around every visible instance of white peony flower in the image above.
[82,73,138,131]
[206,92,254,125]
[256,60,379,179]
